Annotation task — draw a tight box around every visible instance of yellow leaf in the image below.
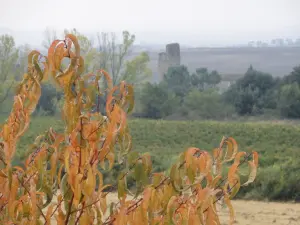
[55,207,66,225]
[2,124,10,141]
[188,207,202,225]
[83,165,96,197]
[8,174,19,218]
[142,187,153,210]
[106,152,115,170]
[142,152,152,175]
[117,172,127,200]
[45,204,54,225]
[252,151,259,167]
[65,34,81,57]
[234,151,246,165]
[227,163,238,183]
[48,40,61,70]
[211,175,222,188]
[184,147,198,168]
[50,151,57,182]
[224,195,235,225]
[224,137,238,162]
[98,69,113,90]
[53,42,65,72]
[166,196,179,223]
[73,174,83,207]
[100,196,107,215]
[64,146,71,174]
[79,211,90,225]
[30,178,37,222]
[242,161,257,186]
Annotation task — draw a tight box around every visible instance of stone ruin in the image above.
[158,43,181,81]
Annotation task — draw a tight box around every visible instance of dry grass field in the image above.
[106,194,300,225]
[217,200,300,225]
[47,192,300,224]
[43,193,300,225]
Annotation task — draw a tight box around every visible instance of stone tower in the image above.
[166,43,181,66]
[158,52,169,80]
[158,43,181,81]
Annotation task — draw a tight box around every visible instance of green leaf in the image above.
[109,202,115,217]
[61,174,73,212]
[42,182,53,208]
[134,161,147,185]
[187,166,195,183]
[170,164,182,192]
[142,152,152,175]
[127,151,139,168]
[95,206,102,225]
[117,172,127,199]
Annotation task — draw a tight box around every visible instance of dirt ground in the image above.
[48,193,300,224]
[217,199,300,225]
[106,194,300,225]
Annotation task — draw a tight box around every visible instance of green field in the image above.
[1,115,300,201]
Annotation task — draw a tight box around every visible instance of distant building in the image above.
[158,43,181,81]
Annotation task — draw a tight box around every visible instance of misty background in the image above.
[1,0,300,47]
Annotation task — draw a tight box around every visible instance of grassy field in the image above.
[1,115,300,201]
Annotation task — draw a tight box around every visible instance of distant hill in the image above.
[128,46,300,82]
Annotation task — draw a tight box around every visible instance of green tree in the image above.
[163,65,191,100]
[238,65,275,93]
[95,31,152,114]
[224,65,276,115]
[278,82,300,118]
[139,82,180,119]
[0,34,18,106]
[208,70,222,87]
[122,52,152,86]
[191,68,221,91]
[36,83,63,116]
[96,31,137,85]
[282,65,300,85]
[42,27,57,50]
[184,88,234,119]
[15,44,31,81]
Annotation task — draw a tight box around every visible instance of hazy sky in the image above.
[1,0,300,46]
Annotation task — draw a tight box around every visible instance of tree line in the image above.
[1,29,300,120]
[138,64,300,120]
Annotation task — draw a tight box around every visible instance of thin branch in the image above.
[71,198,101,215]
[154,176,170,189]
[64,194,74,225]
[74,202,85,225]
[126,198,143,215]
[17,176,47,222]
[49,186,71,218]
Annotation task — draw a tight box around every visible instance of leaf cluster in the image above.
[0,35,258,225]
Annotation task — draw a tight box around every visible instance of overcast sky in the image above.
[0,0,300,46]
